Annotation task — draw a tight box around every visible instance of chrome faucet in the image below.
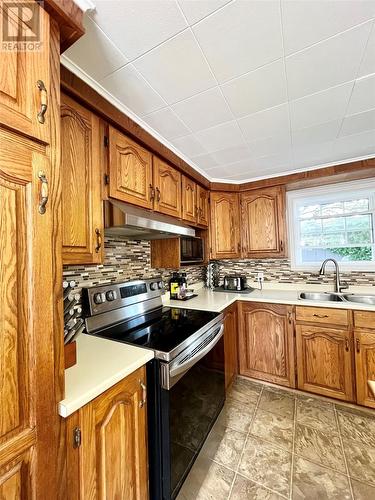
[319,258,348,294]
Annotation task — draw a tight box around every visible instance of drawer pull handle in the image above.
[356,338,361,353]
[38,171,48,214]
[37,80,48,124]
[95,228,102,253]
[139,380,147,408]
[313,314,329,319]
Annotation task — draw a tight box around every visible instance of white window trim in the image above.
[287,178,375,272]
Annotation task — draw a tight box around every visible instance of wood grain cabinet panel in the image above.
[153,157,182,218]
[181,175,197,223]
[241,186,287,258]
[224,302,238,390]
[0,2,50,143]
[295,306,349,327]
[61,94,103,264]
[210,192,241,259]
[197,185,209,227]
[238,302,295,387]
[296,324,354,402]
[355,329,375,408]
[109,126,153,209]
[66,367,148,500]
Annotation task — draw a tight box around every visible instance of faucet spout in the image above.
[319,258,348,294]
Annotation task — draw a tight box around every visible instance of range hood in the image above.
[104,199,196,239]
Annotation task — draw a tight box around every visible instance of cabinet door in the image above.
[182,175,197,223]
[239,302,295,387]
[296,325,354,401]
[197,185,209,227]
[109,126,153,209]
[0,129,58,496]
[241,186,287,258]
[69,367,148,500]
[153,157,182,218]
[224,303,238,390]
[355,330,375,408]
[210,192,240,259]
[61,94,103,264]
[0,1,50,143]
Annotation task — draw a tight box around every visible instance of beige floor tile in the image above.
[216,397,255,433]
[296,396,338,433]
[238,435,292,497]
[200,422,247,470]
[343,438,375,485]
[294,423,346,472]
[177,455,234,500]
[292,456,351,500]
[258,387,295,419]
[229,377,263,405]
[337,410,375,447]
[251,408,294,451]
[229,474,285,499]
[351,478,375,500]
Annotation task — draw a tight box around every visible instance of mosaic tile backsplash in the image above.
[215,258,375,287]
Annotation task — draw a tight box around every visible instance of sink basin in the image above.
[342,294,375,305]
[299,292,344,302]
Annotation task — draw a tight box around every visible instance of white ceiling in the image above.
[63,0,375,183]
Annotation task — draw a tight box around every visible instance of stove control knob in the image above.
[106,290,117,301]
[150,282,158,291]
[94,292,105,305]
[158,281,164,289]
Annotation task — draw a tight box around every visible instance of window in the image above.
[287,179,375,271]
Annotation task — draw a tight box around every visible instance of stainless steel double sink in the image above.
[299,291,375,305]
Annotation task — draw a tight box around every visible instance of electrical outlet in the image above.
[256,272,264,283]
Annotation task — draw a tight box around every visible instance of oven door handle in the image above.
[169,324,224,379]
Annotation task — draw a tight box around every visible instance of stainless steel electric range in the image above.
[82,278,225,500]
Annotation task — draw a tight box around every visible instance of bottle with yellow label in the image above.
[169,272,180,300]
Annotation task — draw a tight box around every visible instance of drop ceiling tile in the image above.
[250,152,294,171]
[90,0,187,60]
[333,129,375,158]
[101,64,166,116]
[358,21,375,77]
[339,109,375,137]
[190,152,219,170]
[64,17,128,81]
[193,0,282,83]
[289,82,353,130]
[221,59,287,118]
[346,75,375,115]
[247,134,292,159]
[281,0,375,55]
[238,103,290,142]
[171,87,232,132]
[142,108,190,139]
[133,30,217,104]
[204,158,255,177]
[210,145,252,165]
[292,120,341,148]
[286,22,372,100]
[171,134,207,157]
[178,0,230,25]
[194,120,245,152]
[293,140,335,167]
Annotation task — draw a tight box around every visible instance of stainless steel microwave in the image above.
[180,237,204,264]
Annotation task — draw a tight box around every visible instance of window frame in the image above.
[287,179,375,271]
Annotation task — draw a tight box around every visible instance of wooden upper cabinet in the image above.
[153,157,182,218]
[355,329,375,408]
[0,2,50,143]
[238,302,295,387]
[224,302,238,390]
[296,324,354,402]
[61,94,103,264]
[181,175,197,223]
[67,367,148,500]
[197,185,209,227]
[210,192,241,259]
[241,186,287,258]
[109,126,153,209]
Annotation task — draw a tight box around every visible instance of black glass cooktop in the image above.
[89,306,220,356]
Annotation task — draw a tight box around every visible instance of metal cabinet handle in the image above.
[280,240,284,252]
[345,337,350,352]
[288,311,293,325]
[313,314,329,319]
[356,338,360,353]
[37,80,48,124]
[95,228,102,253]
[149,184,155,200]
[139,380,147,408]
[156,187,161,202]
[38,171,48,214]
[237,242,241,253]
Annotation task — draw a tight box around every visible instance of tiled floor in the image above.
[177,377,375,500]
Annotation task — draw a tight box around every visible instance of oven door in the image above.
[156,322,225,499]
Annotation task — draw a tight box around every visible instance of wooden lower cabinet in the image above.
[354,329,375,408]
[296,324,354,402]
[66,367,149,500]
[238,302,295,387]
[224,303,238,389]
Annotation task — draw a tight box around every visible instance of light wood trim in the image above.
[354,329,375,408]
[296,306,349,327]
[353,310,375,330]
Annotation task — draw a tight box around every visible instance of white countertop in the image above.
[58,334,154,418]
[162,283,375,313]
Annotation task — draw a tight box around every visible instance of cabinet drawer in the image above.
[354,310,375,329]
[295,306,349,326]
